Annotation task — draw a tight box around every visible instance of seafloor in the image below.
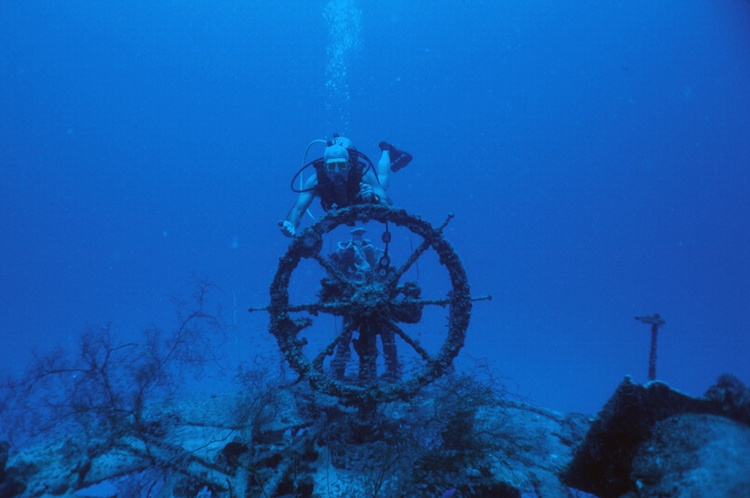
[2,371,749,497]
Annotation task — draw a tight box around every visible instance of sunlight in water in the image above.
[324,0,362,132]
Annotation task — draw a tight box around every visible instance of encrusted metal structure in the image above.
[265,205,473,405]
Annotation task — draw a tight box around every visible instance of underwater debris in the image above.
[261,204,486,406]
[634,313,666,381]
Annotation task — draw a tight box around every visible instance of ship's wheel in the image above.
[260,204,479,405]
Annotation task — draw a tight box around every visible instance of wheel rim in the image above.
[268,205,471,405]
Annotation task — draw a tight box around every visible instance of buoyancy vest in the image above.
[313,157,367,211]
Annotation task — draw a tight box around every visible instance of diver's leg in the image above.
[332,327,353,380]
[353,325,378,384]
[377,149,391,190]
[379,141,413,175]
[381,326,400,381]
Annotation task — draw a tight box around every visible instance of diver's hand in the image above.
[280,220,295,238]
[359,183,378,203]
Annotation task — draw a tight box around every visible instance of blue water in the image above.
[1,1,749,415]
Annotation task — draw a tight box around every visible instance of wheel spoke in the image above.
[390,237,432,285]
[312,320,357,371]
[284,300,351,316]
[385,321,432,363]
[312,253,355,290]
[396,295,491,308]
[395,296,452,308]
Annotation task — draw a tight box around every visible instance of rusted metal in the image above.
[267,205,473,405]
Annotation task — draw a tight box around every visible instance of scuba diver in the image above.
[280,135,412,237]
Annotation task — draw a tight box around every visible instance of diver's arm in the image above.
[284,174,317,230]
[371,182,392,206]
[360,171,392,206]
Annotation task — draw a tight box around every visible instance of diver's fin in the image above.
[389,149,413,172]
[379,141,413,172]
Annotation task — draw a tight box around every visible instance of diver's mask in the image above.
[324,160,351,175]
[323,143,351,178]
